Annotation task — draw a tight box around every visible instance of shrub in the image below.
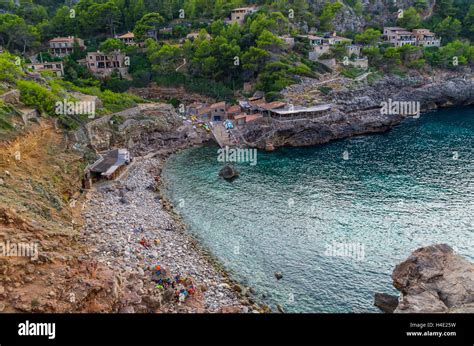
[16,80,58,115]
[0,52,24,83]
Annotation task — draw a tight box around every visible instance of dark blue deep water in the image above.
[162,107,474,312]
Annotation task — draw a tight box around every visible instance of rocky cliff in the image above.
[305,0,436,33]
[71,102,208,155]
[376,244,474,313]
[242,73,474,149]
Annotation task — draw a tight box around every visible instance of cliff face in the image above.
[242,74,474,149]
[392,244,474,313]
[72,103,205,155]
[306,0,436,33]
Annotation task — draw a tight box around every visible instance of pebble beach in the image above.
[81,155,255,313]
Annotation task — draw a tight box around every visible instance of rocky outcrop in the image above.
[244,74,474,149]
[306,0,435,34]
[128,83,216,104]
[0,89,20,105]
[72,102,207,154]
[390,244,474,313]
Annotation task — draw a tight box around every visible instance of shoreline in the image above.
[155,146,269,311]
[80,142,269,313]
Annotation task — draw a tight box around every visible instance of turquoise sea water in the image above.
[161,107,474,313]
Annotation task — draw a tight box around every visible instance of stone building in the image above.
[49,36,86,57]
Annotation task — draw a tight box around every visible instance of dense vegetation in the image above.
[0,0,473,100]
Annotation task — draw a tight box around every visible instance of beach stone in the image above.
[79,157,246,313]
[162,288,175,303]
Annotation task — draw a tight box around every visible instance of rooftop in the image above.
[89,149,130,177]
[50,36,77,42]
[384,27,406,31]
[227,104,241,113]
[210,101,226,109]
[117,32,135,39]
[271,104,332,115]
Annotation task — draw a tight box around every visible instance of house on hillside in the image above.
[412,29,441,47]
[226,104,241,120]
[49,36,86,57]
[116,32,136,46]
[227,7,258,25]
[84,51,128,78]
[325,33,352,45]
[305,32,352,61]
[210,101,226,122]
[304,34,325,46]
[309,44,331,60]
[383,27,441,47]
[346,45,362,57]
[383,27,417,47]
[186,31,211,41]
[25,62,64,77]
[279,35,295,49]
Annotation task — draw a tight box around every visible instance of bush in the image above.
[16,80,58,115]
[0,101,15,130]
[0,52,24,83]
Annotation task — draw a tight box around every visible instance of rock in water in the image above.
[374,293,398,313]
[276,304,285,313]
[390,244,474,313]
[219,165,239,180]
[265,142,275,151]
[274,272,283,280]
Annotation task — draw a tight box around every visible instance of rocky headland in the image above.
[242,71,474,149]
[375,244,474,313]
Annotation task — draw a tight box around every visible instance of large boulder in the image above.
[219,164,239,180]
[0,89,21,105]
[391,244,474,313]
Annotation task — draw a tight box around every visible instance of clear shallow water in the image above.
[162,107,474,313]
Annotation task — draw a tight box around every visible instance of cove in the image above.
[161,107,474,313]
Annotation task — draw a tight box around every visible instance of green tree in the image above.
[414,0,428,11]
[242,46,269,75]
[0,13,39,53]
[434,0,456,19]
[319,1,343,31]
[99,38,126,53]
[463,5,474,41]
[148,43,182,74]
[255,30,284,52]
[383,47,402,66]
[355,28,381,45]
[49,6,76,37]
[134,12,165,40]
[0,52,24,83]
[434,16,462,43]
[90,1,121,36]
[397,7,421,30]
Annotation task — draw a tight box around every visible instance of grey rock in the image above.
[219,165,239,180]
[391,244,474,313]
[374,293,398,313]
